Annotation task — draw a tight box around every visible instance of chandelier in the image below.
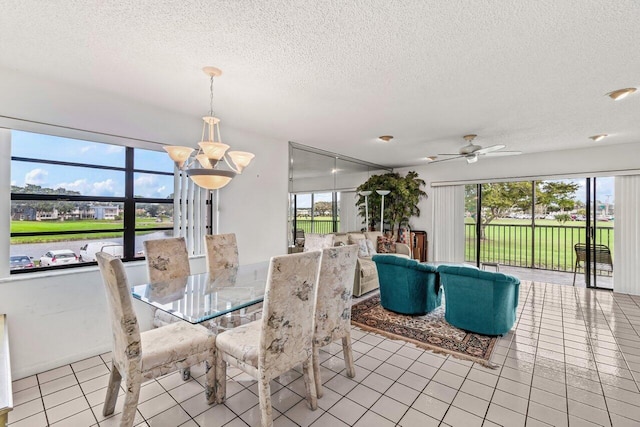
[163,67,254,190]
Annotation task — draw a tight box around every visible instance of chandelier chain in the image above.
[209,76,215,117]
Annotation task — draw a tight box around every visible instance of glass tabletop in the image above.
[132,262,269,324]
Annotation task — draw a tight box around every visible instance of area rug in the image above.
[351,295,498,368]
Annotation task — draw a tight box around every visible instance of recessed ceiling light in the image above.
[426,156,437,162]
[589,134,608,142]
[606,87,637,100]
[379,135,394,142]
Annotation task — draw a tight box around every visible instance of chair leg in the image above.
[312,346,322,398]
[103,362,122,417]
[302,358,318,411]
[342,334,356,379]
[258,374,274,427]
[120,370,141,427]
[214,352,227,403]
[205,356,216,405]
[181,368,191,381]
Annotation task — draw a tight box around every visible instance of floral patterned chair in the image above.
[214,251,322,427]
[143,237,193,379]
[312,244,359,397]
[204,233,261,326]
[96,252,216,427]
[204,233,239,273]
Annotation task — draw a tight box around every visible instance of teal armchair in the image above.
[436,265,520,336]
[372,255,441,315]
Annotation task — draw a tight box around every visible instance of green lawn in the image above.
[465,218,614,272]
[10,218,173,244]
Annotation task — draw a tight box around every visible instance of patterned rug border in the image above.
[351,295,498,369]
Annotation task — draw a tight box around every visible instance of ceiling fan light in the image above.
[606,88,636,100]
[466,154,478,164]
[589,134,608,142]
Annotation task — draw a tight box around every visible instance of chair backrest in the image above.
[304,233,335,252]
[96,252,141,369]
[314,245,359,346]
[143,237,190,282]
[259,251,322,370]
[574,243,613,272]
[204,233,239,272]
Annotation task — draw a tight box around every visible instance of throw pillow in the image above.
[377,235,396,254]
[365,239,377,255]
[356,239,370,257]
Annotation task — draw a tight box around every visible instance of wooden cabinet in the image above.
[412,230,428,262]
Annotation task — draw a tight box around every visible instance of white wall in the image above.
[396,141,640,261]
[216,127,289,263]
[0,67,288,378]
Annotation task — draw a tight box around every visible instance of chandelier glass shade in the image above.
[163,67,254,190]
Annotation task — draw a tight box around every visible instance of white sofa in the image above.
[332,231,411,297]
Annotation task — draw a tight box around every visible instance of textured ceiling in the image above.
[1,0,639,168]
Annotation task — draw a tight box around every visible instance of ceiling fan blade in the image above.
[483,151,522,157]
[436,153,462,156]
[474,144,506,155]
[428,155,464,164]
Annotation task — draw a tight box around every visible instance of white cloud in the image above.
[106,145,125,154]
[80,145,93,153]
[25,168,48,185]
[55,178,117,196]
[11,180,16,186]
[134,175,171,198]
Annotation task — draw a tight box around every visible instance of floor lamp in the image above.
[359,191,372,231]
[376,190,390,232]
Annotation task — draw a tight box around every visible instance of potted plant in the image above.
[356,171,427,236]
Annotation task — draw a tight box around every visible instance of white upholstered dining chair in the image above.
[204,233,239,272]
[214,251,322,427]
[143,237,194,379]
[96,252,216,427]
[312,244,359,397]
[204,233,261,327]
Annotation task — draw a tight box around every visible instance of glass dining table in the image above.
[132,262,269,324]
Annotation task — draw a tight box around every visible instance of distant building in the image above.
[93,205,120,220]
[11,206,37,221]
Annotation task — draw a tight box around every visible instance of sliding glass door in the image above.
[465,177,614,289]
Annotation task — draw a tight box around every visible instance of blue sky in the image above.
[295,192,335,208]
[11,131,174,198]
[551,178,615,204]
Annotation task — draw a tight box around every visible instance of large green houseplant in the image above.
[356,171,427,235]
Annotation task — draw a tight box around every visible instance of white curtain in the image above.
[431,185,465,263]
[614,175,640,295]
[174,170,210,255]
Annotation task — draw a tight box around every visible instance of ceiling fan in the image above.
[428,134,522,164]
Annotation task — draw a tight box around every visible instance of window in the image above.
[10,130,175,273]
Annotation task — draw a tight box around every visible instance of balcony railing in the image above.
[465,223,614,273]
[294,219,339,235]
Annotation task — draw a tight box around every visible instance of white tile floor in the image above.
[8,280,640,426]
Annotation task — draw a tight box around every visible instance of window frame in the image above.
[10,145,175,273]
